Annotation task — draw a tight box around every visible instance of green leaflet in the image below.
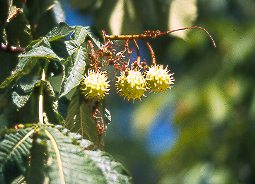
[42,80,64,124]
[65,91,99,144]
[0,128,34,182]
[60,46,87,97]
[42,126,131,184]
[11,68,40,109]
[0,57,37,89]
[70,26,102,48]
[1,125,131,184]
[46,22,74,42]
[19,46,62,61]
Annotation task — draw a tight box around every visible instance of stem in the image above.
[132,39,141,65]
[146,41,156,65]
[166,26,217,48]
[0,43,25,53]
[38,69,46,124]
[105,26,216,48]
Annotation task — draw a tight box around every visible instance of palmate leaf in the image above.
[0,128,34,182]
[40,126,131,184]
[65,91,99,144]
[60,46,87,97]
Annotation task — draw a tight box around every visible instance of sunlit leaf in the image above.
[60,46,87,97]
[46,22,74,42]
[109,0,124,35]
[19,46,62,61]
[41,126,131,184]
[168,0,197,39]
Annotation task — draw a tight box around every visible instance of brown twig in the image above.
[104,26,216,48]
[132,39,141,65]
[145,41,156,65]
[0,43,25,53]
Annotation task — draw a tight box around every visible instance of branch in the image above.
[0,43,25,53]
[104,26,216,48]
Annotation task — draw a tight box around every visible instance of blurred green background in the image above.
[64,0,255,183]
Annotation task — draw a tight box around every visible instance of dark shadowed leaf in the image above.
[0,128,34,182]
[42,80,64,124]
[0,57,37,89]
[11,70,39,109]
[65,91,99,144]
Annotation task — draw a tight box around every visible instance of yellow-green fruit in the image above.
[80,70,109,100]
[146,65,174,92]
[116,70,146,101]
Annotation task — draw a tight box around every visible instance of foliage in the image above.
[68,0,255,184]
[0,0,133,183]
[0,125,131,183]
[3,0,254,184]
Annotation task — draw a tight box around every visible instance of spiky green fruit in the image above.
[116,70,146,101]
[80,70,109,100]
[146,65,174,92]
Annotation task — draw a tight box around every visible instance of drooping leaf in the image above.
[64,26,101,58]
[11,91,32,110]
[41,80,64,124]
[0,57,37,89]
[0,128,34,182]
[11,69,39,109]
[71,26,102,48]
[60,46,87,97]
[19,46,62,61]
[71,26,90,46]
[87,29,102,49]
[46,22,74,42]
[65,91,99,144]
[40,126,131,184]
